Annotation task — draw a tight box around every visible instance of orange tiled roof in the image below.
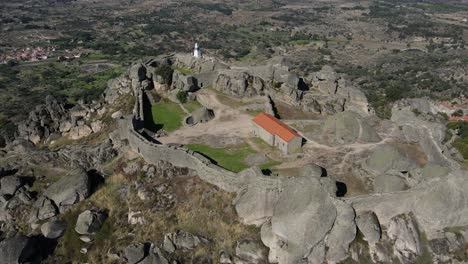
[252,112,301,142]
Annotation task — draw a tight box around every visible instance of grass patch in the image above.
[149,99,185,132]
[447,120,468,160]
[186,143,255,172]
[416,231,433,264]
[56,210,86,262]
[173,66,194,76]
[258,160,282,171]
[183,100,202,113]
[289,39,310,45]
[186,143,280,173]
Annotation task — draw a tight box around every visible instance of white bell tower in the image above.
[193,43,201,58]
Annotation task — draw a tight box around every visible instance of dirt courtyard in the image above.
[157,89,254,145]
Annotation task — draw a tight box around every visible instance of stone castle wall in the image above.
[118,118,243,192]
[113,59,282,194]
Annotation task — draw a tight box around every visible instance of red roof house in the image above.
[252,112,302,154]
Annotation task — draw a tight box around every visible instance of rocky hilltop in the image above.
[171,54,372,116]
[0,54,466,264]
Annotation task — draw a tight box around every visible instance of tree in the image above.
[155,64,173,85]
[452,109,464,117]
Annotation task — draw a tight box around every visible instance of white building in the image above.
[193,43,202,58]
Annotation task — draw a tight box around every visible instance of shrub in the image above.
[176,90,188,103]
[452,109,464,117]
[155,64,174,85]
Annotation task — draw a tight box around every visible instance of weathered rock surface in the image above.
[264,176,337,263]
[0,175,22,196]
[214,71,265,97]
[235,185,279,226]
[235,240,267,264]
[355,211,381,244]
[364,145,416,175]
[373,174,408,193]
[172,71,198,92]
[322,111,381,145]
[29,196,58,223]
[387,214,421,263]
[41,219,67,239]
[44,167,90,212]
[0,235,38,263]
[16,95,68,144]
[124,243,168,264]
[75,209,107,235]
[15,95,103,144]
[391,98,460,169]
[185,107,215,126]
[299,163,325,178]
[350,169,468,234]
[163,230,207,251]
[324,200,356,263]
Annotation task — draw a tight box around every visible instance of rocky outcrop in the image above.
[364,144,416,175]
[41,219,67,239]
[162,230,208,252]
[235,240,267,264]
[355,211,381,244]
[233,172,358,263]
[391,98,461,169]
[15,95,106,144]
[322,111,381,145]
[387,214,421,263]
[29,196,58,223]
[214,71,265,97]
[0,175,22,196]
[373,174,408,193]
[0,235,39,263]
[300,163,325,178]
[172,71,198,92]
[43,167,90,213]
[105,75,132,104]
[185,107,215,126]
[16,95,68,144]
[75,209,107,235]
[124,243,168,264]
[350,169,468,233]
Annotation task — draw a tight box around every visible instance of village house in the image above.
[252,112,302,154]
[438,97,468,122]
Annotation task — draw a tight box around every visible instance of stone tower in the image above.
[193,43,201,58]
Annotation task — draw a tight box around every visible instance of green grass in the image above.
[447,121,468,160]
[186,143,279,173]
[173,66,194,76]
[58,210,86,262]
[289,39,310,45]
[186,143,255,172]
[150,99,185,132]
[416,231,433,264]
[183,100,202,113]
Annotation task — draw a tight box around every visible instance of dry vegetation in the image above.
[51,160,261,263]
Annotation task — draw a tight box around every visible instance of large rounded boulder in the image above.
[322,111,381,145]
